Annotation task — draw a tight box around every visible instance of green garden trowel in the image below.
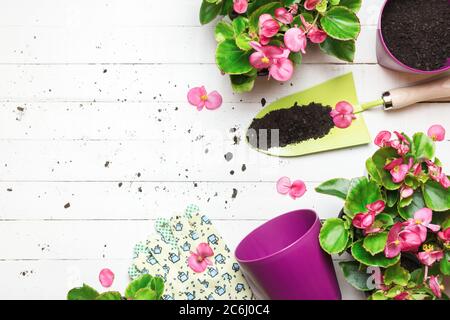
[247,73,450,157]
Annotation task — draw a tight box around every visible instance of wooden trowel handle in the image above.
[383,76,450,111]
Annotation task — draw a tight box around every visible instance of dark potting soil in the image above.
[247,102,334,150]
[381,0,450,71]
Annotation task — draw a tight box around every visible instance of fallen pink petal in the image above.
[276,177,306,199]
[99,268,115,288]
[427,124,445,141]
[330,101,356,129]
[187,86,222,111]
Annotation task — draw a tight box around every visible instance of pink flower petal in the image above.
[404,224,427,243]
[233,0,248,14]
[429,276,442,298]
[259,14,279,38]
[366,200,385,215]
[196,243,214,258]
[440,174,450,189]
[269,57,293,82]
[352,212,375,229]
[276,176,291,195]
[399,228,423,251]
[414,208,432,225]
[384,157,403,170]
[332,114,354,129]
[374,130,391,147]
[249,41,263,52]
[188,253,208,273]
[385,241,401,258]
[427,124,445,142]
[274,7,293,24]
[289,180,306,199]
[205,90,222,110]
[390,164,409,183]
[400,185,414,199]
[187,86,207,109]
[284,28,307,53]
[307,27,327,43]
[99,268,115,288]
[335,101,354,114]
[249,51,270,69]
[304,0,321,10]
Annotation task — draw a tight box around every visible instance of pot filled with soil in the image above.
[377,0,450,74]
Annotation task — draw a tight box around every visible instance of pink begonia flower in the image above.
[426,160,442,182]
[352,211,375,230]
[400,185,414,199]
[384,158,411,184]
[188,243,214,273]
[429,275,442,298]
[417,247,444,266]
[307,27,327,43]
[277,176,307,199]
[438,227,450,244]
[304,0,321,10]
[298,15,327,44]
[330,101,356,129]
[284,27,307,54]
[374,130,392,147]
[394,292,410,300]
[353,200,385,231]
[99,268,115,288]
[259,14,279,38]
[425,161,449,189]
[427,124,445,142]
[385,223,404,258]
[269,48,294,82]
[390,131,410,155]
[249,42,293,81]
[384,222,422,257]
[289,3,299,15]
[404,208,440,242]
[274,7,293,24]
[366,200,385,214]
[249,42,283,69]
[187,86,222,111]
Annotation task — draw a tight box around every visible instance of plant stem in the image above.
[354,99,385,114]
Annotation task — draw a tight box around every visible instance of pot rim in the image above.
[235,209,320,264]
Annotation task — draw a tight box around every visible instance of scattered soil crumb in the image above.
[64,202,71,209]
[232,188,238,199]
[224,152,233,161]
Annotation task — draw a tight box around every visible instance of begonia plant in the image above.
[317,126,450,300]
[199,0,361,92]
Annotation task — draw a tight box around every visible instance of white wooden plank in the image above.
[0,220,264,260]
[0,139,448,182]
[0,64,439,103]
[1,102,448,141]
[0,0,383,27]
[0,26,378,64]
[0,182,346,220]
[0,259,367,300]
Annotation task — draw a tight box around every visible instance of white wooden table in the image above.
[0,0,448,299]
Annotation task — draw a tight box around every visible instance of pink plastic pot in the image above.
[235,209,341,300]
[376,0,450,74]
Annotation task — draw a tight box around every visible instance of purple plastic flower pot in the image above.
[376,0,450,74]
[235,209,341,300]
